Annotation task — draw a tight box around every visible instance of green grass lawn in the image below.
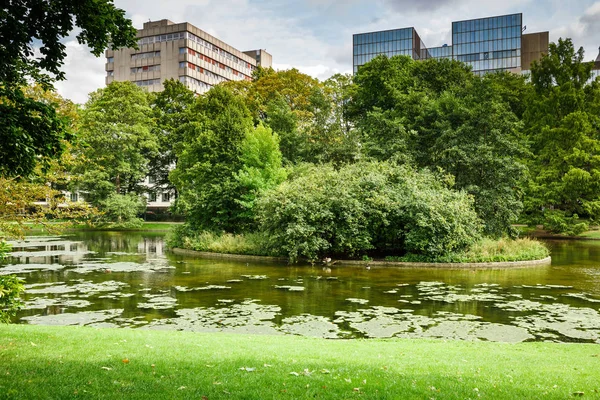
[580,230,600,239]
[1,325,599,399]
[20,221,181,233]
[87,222,182,232]
[516,224,600,240]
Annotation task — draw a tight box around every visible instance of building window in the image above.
[107,57,114,63]
[134,78,161,87]
[107,70,114,76]
[70,193,78,202]
[149,192,157,202]
[148,175,156,184]
[179,76,212,92]
[131,65,160,74]
[131,51,160,61]
[162,193,171,202]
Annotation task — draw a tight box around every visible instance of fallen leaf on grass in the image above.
[289,372,300,376]
[178,386,186,390]
[213,381,222,385]
[345,378,352,383]
[263,364,272,368]
[122,358,130,364]
[30,342,37,347]
[353,388,361,392]
[573,392,585,397]
[239,367,255,372]
[101,367,112,371]
[320,369,331,374]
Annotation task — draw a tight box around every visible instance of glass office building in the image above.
[452,14,522,75]
[353,27,427,74]
[353,13,545,76]
[426,45,453,60]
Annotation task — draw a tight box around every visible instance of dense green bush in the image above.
[255,161,482,261]
[543,211,589,236]
[98,193,146,229]
[0,275,24,323]
[0,241,10,259]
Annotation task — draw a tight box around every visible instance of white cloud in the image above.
[54,40,106,104]
[547,1,600,61]
[378,0,466,13]
[273,63,349,81]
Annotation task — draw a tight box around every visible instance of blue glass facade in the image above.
[427,45,453,60]
[353,28,428,74]
[353,13,526,75]
[452,14,522,75]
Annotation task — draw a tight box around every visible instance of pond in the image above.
[3,231,600,343]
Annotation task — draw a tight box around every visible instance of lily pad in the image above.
[346,298,369,305]
[280,314,346,338]
[274,285,305,292]
[241,275,268,280]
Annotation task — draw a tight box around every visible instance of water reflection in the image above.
[2,232,599,343]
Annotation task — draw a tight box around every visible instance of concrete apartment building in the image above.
[105,19,272,94]
[104,19,272,212]
[353,13,549,76]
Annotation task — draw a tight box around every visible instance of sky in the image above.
[55,0,600,104]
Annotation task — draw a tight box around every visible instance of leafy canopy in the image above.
[524,38,600,227]
[0,0,137,178]
[73,81,158,204]
[350,55,527,237]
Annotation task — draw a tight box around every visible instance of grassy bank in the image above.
[387,238,550,263]
[168,230,274,256]
[578,229,600,239]
[518,225,600,240]
[0,325,598,399]
[19,221,182,233]
[172,228,550,263]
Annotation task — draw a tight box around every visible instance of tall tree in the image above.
[171,86,286,232]
[226,68,359,165]
[0,0,137,178]
[350,55,528,236]
[73,81,158,204]
[524,38,600,227]
[420,79,528,237]
[171,86,254,232]
[235,124,287,224]
[147,79,195,195]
